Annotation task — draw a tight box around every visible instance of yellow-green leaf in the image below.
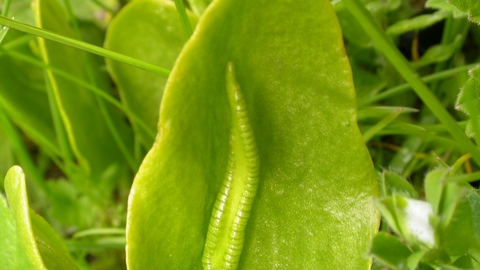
[34,0,133,178]
[0,194,33,270]
[127,0,380,268]
[4,166,80,270]
[105,0,198,148]
[0,30,58,156]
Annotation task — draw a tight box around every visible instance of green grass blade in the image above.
[66,236,126,251]
[0,16,170,77]
[344,0,480,165]
[447,171,480,183]
[44,73,75,169]
[358,106,418,120]
[376,123,461,149]
[430,17,470,92]
[62,0,137,170]
[360,63,478,106]
[1,0,11,16]
[173,0,193,39]
[0,105,47,195]
[363,108,403,143]
[456,66,480,143]
[0,25,9,44]
[73,228,125,239]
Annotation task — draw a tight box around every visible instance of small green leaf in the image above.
[4,166,80,270]
[466,190,480,248]
[380,171,418,198]
[407,250,426,270]
[386,10,451,36]
[29,209,81,270]
[456,66,480,142]
[427,0,480,23]
[425,168,449,214]
[371,232,412,270]
[426,0,466,19]
[451,256,475,269]
[412,36,463,68]
[440,185,473,256]
[376,196,407,236]
[422,248,451,264]
[358,106,418,120]
[377,195,435,246]
[5,166,47,270]
[439,182,469,227]
[105,0,198,148]
[46,180,94,228]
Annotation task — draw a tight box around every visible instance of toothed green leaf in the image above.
[456,66,480,141]
[427,0,480,23]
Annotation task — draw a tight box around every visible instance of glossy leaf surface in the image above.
[34,0,132,178]
[127,0,379,268]
[105,0,197,148]
[4,166,80,270]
